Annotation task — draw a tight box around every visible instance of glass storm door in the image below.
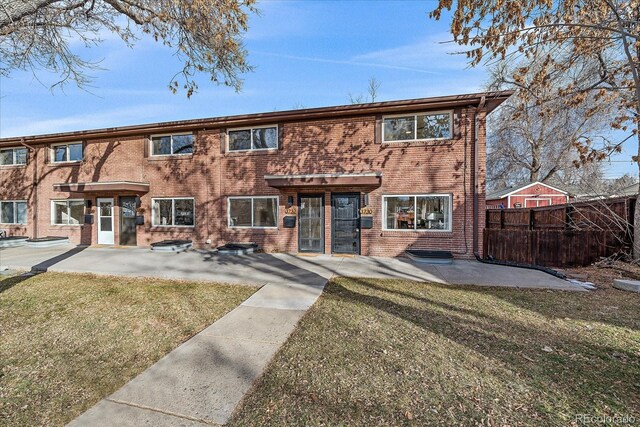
[97,198,115,245]
[119,196,137,246]
[298,195,324,253]
[331,193,360,254]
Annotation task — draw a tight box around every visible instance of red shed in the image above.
[486,181,569,209]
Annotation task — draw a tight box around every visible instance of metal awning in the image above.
[264,172,382,188]
[53,181,150,193]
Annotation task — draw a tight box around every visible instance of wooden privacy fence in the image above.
[484,197,635,267]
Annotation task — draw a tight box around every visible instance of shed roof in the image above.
[486,181,569,200]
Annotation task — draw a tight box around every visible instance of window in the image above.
[383,112,452,142]
[52,200,84,225]
[152,198,195,226]
[0,201,27,224]
[0,147,28,166]
[383,195,451,231]
[228,126,278,151]
[228,196,278,228]
[151,133,194,156]
[52,142,83,162]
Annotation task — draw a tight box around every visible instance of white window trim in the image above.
[227,124,279,152]
[0,200,28,224]
[382,194,453,232]
[228,196,279,229]
[51,199,85,226]
[0,147,28,166]
[382,110,453,143]
[51,142,83,163]
[151,197,196,227]
[524,198,553,208]
[149,133,195,157]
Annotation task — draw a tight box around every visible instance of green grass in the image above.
[0,272,257,426]
[230,278,640,426]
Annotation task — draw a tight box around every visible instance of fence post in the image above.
[500,209,505,229]
[529,209,535,230]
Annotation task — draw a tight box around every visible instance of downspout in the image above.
[20,138,39,239]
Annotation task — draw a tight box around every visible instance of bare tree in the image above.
[348,77,381,104]
[431,0,640,257]
[486,55,616,190]
[0,0,257,96]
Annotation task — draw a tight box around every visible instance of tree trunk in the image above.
[635,129,640,260]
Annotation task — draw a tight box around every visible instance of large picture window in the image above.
[383,195,451,231]
[228,126,278,151]
[0,201,27,224]
[151,133,194,156]
[52,200,84,225]
[51,142,83,163]
[383,111,452,142]
[152,198,195,226]
[0,147,28,166]
[228,196,278,228]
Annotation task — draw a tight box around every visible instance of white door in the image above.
[97,198,115,245]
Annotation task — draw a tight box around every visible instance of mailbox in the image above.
[84,214,94,225]
[360,216,373,229]
[135,215,145,226]
[283,216,296,228]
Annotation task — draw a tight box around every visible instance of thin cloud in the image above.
[1,104,169,137]
[352,34,472,70]
[252,51,439,74]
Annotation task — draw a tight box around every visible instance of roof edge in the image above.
[0,90,513,146]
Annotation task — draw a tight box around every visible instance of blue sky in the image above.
[0,0,635,178]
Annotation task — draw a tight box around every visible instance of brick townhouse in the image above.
[0,91,511,257]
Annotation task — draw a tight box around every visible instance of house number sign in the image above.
[360,207,373,215]
[284,206,297,215]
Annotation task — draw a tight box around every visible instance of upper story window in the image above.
[228,125,278,152]
[382,111,452,143]
[1,200,27,224]
[151,133,194,156]
[383,194,452,232]
[152,197,195,226]
[52,142,83,163]
[0,147,28,166]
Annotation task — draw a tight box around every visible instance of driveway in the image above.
[0,244,583,291]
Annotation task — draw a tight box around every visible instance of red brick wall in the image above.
[0,107,485,258]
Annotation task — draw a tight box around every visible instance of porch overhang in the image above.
[53,181,150,193]
[265,172,382,188]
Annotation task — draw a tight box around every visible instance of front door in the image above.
[331,193,360,254]
[119,196,138,246]
[97,198,115,245]
[298,194,324,253]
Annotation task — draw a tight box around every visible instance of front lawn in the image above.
[230,278,640,426]
[0,272,256,426]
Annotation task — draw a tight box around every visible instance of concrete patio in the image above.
[0,244,582,291]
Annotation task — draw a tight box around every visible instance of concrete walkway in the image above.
[0,245,582,291]
[68,280,327,426]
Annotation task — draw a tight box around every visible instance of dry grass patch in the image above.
[230,278,640,427]
[0,272,256,426]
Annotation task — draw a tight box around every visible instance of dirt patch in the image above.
[561,260,640,289]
